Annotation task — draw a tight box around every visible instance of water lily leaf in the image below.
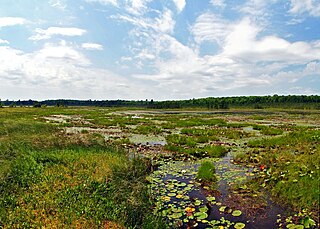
[171,212,183,219]
[168,193,176,197]
[194,200,202,206]
[199,206,209,212]
[178,182,187,187]
[162,196,171,202]
[286,224,304,229]
[219,206,227,212]
[209,220,220,225]
[234,222,245,229]
[194,212,208,220]
[207,196,216,202]
[176,194,184,198]
[232,210,242,217]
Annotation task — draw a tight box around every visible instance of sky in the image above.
[0,0,319,101]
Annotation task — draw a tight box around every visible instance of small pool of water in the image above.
[149,154,286,229]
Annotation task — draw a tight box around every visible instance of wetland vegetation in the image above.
[0,106,319,228]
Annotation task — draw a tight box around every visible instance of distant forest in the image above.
[1,95,319,109]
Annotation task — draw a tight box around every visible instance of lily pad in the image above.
[232,210,242,217]
[199,206,209,212]
[171,212,183,219]
[234,222,246,229]
[194,212,208,220]
[219,206,227,212]
[162,196,171,202]
[286,224,304,229]
[194,200,202,206]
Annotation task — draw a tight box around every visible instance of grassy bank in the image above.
[0,107,165,228]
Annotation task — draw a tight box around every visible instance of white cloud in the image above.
[286,18,305,25]
[49,0,67,10]
[0,17,26,27]
[35,42,90,65]
[0,43,147,100]
[223,18,320,63]
[239,0,279,17]
[125,0,152,15]
[82,43,104,50]
[289,0,320,17]
[0,39,9,45]
[210,0,225,8]
[85,0,118,6]
[191,12,230,45]
[29,27,86,40]
[173,0,186,13]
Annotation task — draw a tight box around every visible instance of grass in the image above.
[1,106,319,227]
[197,161,217,183]
[235,129,320,218]
[0,107,166,228]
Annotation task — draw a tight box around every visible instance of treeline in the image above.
[0,95,319,109]
[152,95,320,109]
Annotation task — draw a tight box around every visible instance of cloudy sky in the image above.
[0,0,319,100]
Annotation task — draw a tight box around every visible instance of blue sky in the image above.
[0,0,319,100]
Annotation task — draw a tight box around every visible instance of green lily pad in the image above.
[232,210,242,217]
[219,206,227,212]
[194,212,208,220]
[178,182,187,187]
[234,222,246,229]
[171,212,183,219]
[209,219,220,225]
[168,193,176,197]
[286,224,304,229]
[194,200,202,206]
[199,206,209,212]
[207,196,216,202]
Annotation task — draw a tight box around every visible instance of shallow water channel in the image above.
[148,152,285,229]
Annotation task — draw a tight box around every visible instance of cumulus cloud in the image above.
[29,27,86,41]
[0,39,9,45]
[223,18,320,63]
[0,17,26,27]
[82,43,104,50]
[0,43,148,100]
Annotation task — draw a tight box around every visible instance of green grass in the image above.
[235,129,320,217]
[197,161,217,183]
[0,107,166,228]
[1,107,319,227]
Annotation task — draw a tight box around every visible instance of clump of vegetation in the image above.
[206,145,228,157]
[197,161,217,183]
[236,129,320,219]
[252,124,284,136]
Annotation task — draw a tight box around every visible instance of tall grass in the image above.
[0,107,166,228]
